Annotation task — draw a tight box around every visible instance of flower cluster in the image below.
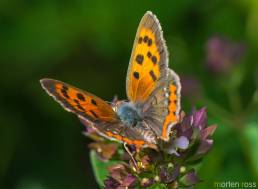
[82,108,216,189]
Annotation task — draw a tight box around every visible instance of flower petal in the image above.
[175,136,189,150]
[200,124,217,140]
[192,107,207,129]
[196,139,213,156]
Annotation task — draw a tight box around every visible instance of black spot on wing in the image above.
[61,88,69,99]
[77,93,85,101]
[77,104,85,111]
[147,51,152,58]
[149,70,157,81]
[151,56,157,65]
[133,72,140,79]
[143,35,148,43]
[90,110,99,118]
[135,54,144,65]
[91,99,97,106]
[74,99,79,104]
[147,38,152,46]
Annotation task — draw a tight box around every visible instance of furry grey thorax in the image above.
[117,102,142,127]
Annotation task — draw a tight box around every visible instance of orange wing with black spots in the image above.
[41,78,158,149]
[161,71,181,140]
[40,79,118,123]
[126,11,169,103]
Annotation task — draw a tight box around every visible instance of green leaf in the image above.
[90,150,120,187]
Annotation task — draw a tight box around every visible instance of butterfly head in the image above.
[117,102,142,127]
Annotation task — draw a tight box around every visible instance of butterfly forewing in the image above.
[40,79,118,123]
[40,78,157,149]
[126,11,169,103]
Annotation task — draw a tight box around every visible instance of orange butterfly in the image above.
[40,11,181,149]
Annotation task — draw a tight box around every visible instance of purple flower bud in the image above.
[159,164,180,184]
[181,170,201,186]
[196,139,214,156]
[173,118,193,139]
[192,107,207,130]
[104,177,120,189]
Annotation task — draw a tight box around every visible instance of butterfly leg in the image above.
[123,143,139,172]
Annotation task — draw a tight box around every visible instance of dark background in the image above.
[1,0,257,188]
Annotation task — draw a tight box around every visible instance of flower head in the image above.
[170,107,217,159]
[87,107,216,189]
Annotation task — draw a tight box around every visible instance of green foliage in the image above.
[90,150,120,187]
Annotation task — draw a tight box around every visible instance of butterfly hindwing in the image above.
[126,11,169,103]
[142,69,181,141]
[40,79,118,123]
[97,122,157,149]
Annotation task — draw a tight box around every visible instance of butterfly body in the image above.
[41,11,181,149]
[117,102,142,127]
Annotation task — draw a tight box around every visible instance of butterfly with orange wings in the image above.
[41,11,181,150]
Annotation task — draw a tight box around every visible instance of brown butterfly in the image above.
[40,11,181,149]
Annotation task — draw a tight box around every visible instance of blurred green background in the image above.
[1,0,258,188]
